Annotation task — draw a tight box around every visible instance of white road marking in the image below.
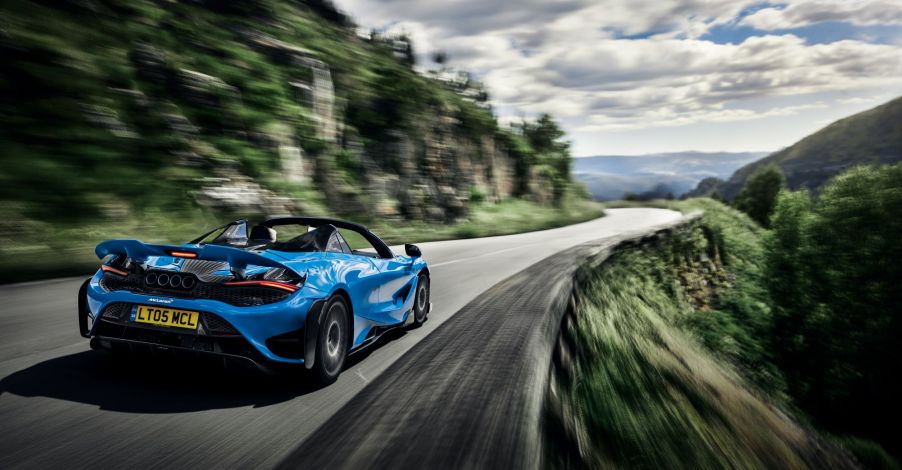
[430,243,541,268]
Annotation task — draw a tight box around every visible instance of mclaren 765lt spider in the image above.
[77,217,430,384]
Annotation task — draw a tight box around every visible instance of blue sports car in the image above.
[77,217,430,384]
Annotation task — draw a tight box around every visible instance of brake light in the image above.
[223,280,300,292]
[101,264,128,276]
[169,250,198,259]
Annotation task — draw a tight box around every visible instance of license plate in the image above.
[134,305,200,330]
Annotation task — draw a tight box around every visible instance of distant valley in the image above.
[572,151,767,201]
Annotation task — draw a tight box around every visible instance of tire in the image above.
[411,274,430,328]
[77,278,91,337]
[313,295,350,385]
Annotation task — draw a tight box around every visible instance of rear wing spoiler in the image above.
[95,240,298,277]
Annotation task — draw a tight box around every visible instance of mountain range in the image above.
[573,151,766,200]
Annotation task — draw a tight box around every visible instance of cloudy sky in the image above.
[335,0,902,156]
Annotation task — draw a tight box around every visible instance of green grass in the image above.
[0,205,226,283]
[549,252,812,469]
[834,436,900,470]
[0,197,604,283]
[367,197,604,246]
[545,199,851,469]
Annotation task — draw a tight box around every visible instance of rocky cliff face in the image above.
[278,61,519,221]
[333,105,515,221]
[1,0,527,225]
[155,23,518,222]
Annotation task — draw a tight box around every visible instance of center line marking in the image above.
[430,243,541,268]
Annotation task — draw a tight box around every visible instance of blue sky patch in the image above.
[704,21,902,45]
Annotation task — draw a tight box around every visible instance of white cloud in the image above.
[741,0,902,30]
[460,32,901,128]
[836,95,882,104]
[334,0,902,152]
[577,102,830,132]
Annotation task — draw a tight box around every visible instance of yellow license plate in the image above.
[134,305,200,330]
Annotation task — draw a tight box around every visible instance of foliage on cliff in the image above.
[0,0,596,280]
[1,0,582,219]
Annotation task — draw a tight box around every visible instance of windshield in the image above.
[189,220,248,247]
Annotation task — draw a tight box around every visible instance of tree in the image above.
[765,189,814,399]
[431,50,448,67]
[399,34,416,67]
[521,114,572,204]
[495,128,534,197]
[800,165,902,439]
[763,164,902,453]
[305,0,353,27]
[734,164,785,227]
[522,113,567,155]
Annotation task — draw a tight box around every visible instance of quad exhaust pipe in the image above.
[144,272,196,290]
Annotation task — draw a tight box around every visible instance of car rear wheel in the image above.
[411,274,430,327]
[313,295,349,385]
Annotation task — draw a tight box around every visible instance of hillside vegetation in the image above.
[547,199,852,469]
[549,178,902,468]
[686,96,902,200]
[765,165,902,463]
[0,0,599,281]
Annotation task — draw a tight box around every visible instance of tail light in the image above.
[223,280,300,292]
[101,255,144,276]
[101,264,128,276]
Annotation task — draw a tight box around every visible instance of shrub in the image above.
[467,186,486,204]
[765,164,902,455]
[734,164,785,227]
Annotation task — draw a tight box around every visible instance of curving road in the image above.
[0,208,681,469]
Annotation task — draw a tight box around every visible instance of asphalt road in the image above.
[0,208,681,469]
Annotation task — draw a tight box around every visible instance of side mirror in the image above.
[405,244,422,258]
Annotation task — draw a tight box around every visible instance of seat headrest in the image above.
[249,225,276,244]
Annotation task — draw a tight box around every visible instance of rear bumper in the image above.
[89,311,273,364]
[81,272,328,365]
[90,336,277,373]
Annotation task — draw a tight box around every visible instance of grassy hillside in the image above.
[545,199,896,469]
[0,0,600,281]
[687,96,902,200]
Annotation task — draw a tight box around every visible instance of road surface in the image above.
[0,208,680,469]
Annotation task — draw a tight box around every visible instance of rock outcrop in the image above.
[2,0,548,226]
[330,104,517,222]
